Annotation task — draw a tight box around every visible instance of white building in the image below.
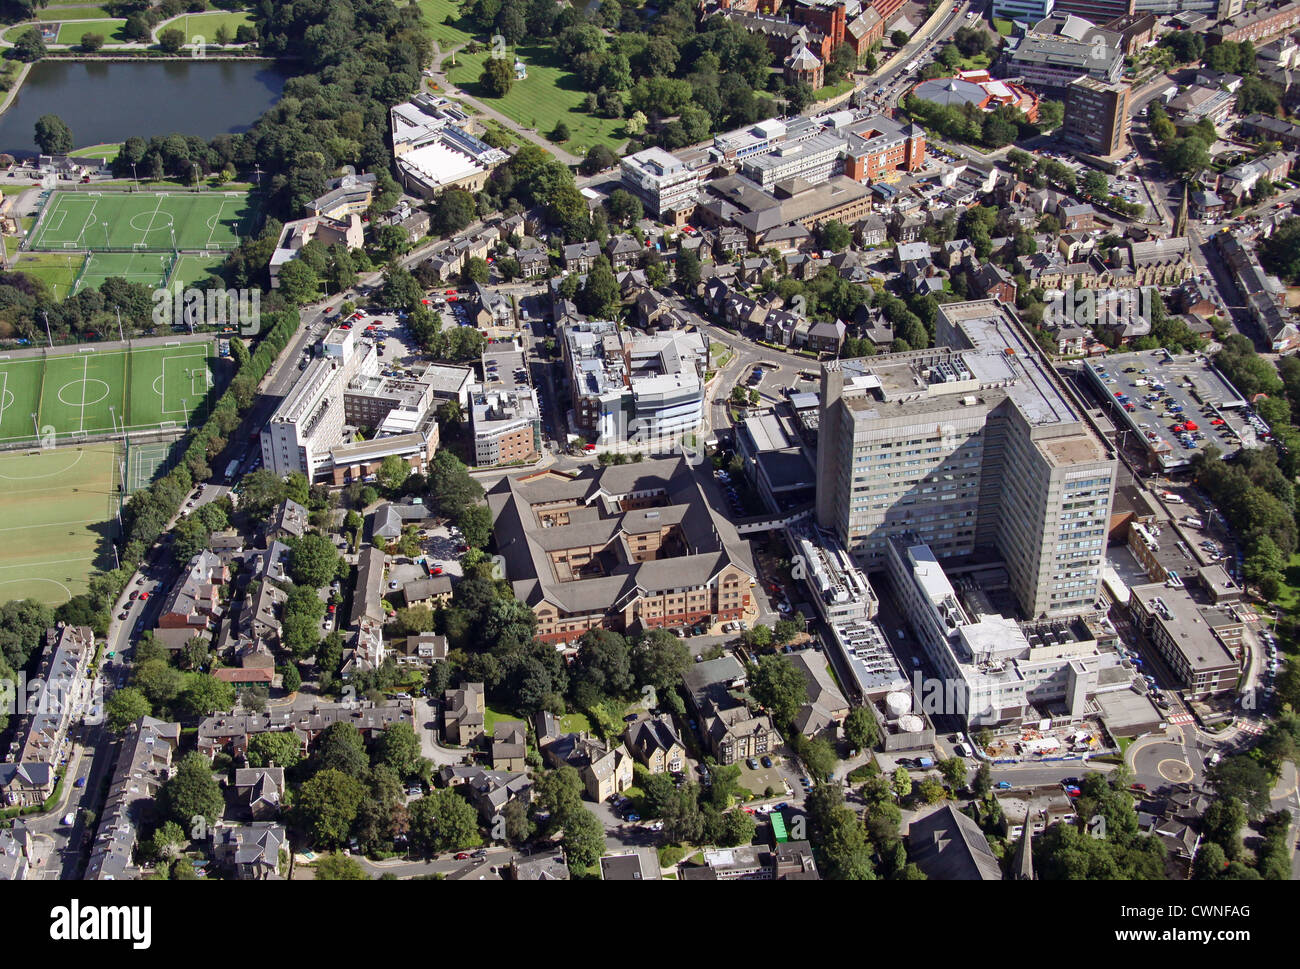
[619,147,702,224]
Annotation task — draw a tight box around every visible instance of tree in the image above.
[315,852,369,880]
[481,57,515,97]
[432,188,477,236]
[571,628,634,705]
[408,789,482,854]
[892,766,913,800]
[581,144,617,175]
[429,450,484,519]
[34,115,73,155]
[844,706,879,751]
[314,722,370,778]
[158,27,186,53]
[607,189,643,228]
[1207,756,1272,817]
[246,730,303,770]
[456,503,493,549]
[377,454,411,493]
[551,121,571,142]
[560,805,605,871]
[578,256,620,318]
[749,653,806,728]
[277,259,320,305]
[817,220,852,253]
[105,687,152,733]
[159,752,225,829]
[1081,170,1110,199]
[937,757,967,791]
[375,722,425,778]
[13,27,46,62]
[80,32,105,52]
[288,532,342,589]
[295,769,367,848]
[176,674,235,718]
[632,628,691,697]
[891,29,909,46]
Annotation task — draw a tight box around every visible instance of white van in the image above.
[1162,492,1185,504]
[1185,517,1204,528]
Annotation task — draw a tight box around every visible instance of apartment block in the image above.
[816,299,1117,619]
[1064,77,1131,157]
[488,459,755,645]
[260,328,375,478]
[619,146,702,224]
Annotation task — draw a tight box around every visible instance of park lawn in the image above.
[55,18,128,45]
[412,0,477,51]
[38,5,116,20]
[6,250,84,299]
[0,443,121,603]
[447,42,629,153]
[70,143,122,161]
[165,10,253,44]
[811,78,855,101]
[993,17,1013,34]
[559,711,590,733]
[957,52,991,71]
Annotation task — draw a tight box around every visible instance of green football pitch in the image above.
[27,190,254,252]
[0,442,121,604]
[0,342,213,444]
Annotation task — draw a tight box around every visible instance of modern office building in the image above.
[739,130,848,189]
[888,537,1132,726]
[1128,583,1240,697]
[619,147,703,225]
[1001,32,1124,90]
[560,320,709,443]
[1063,76,1131,157]
[991,0,1055,20]
[815,299,1117,619]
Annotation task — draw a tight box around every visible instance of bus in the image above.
[224,459,240,483]
[771,811,789,843]
[904,59,919,74]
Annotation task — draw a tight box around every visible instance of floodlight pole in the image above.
[31,412,38,440]
[42,311,52,348]
[115,307,124,344]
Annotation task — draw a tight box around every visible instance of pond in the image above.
[0,58,289,156]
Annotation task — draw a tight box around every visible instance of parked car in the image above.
[761,756,773,768]
[746,757,759,770]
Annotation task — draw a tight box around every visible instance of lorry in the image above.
[224,459,240,483]
[904,59,919,74]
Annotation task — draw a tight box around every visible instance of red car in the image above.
[584,443,597,452]
[139,591,149,601]
[455,852,471,860]
[328,604,336,613]
[445,289,457,295]
[325,307,334,313]
[1210,418,1225,425]
[1131,783,1147,791]
[1172,424,1185,433]
[431,566,443,575]
[1184,420,1199,431]
[340,323,352,330]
